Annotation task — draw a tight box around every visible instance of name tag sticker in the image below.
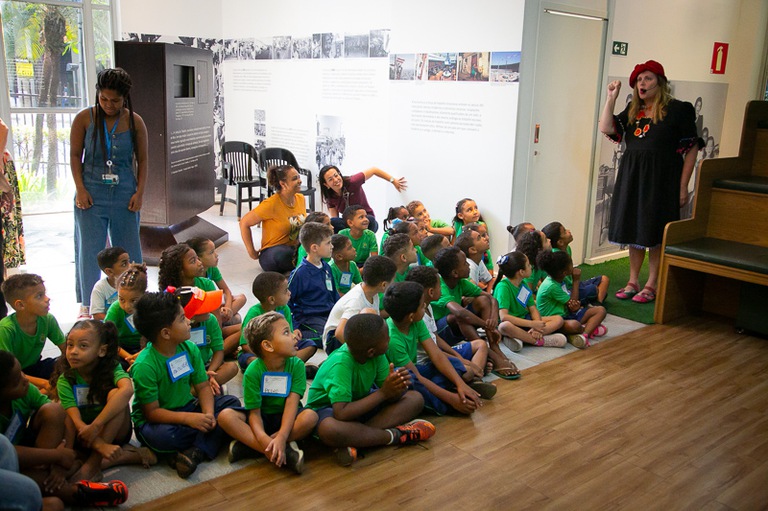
[190,325,207,347]
[261,372,292,397]
[167,351,194,382]
[561,283,570,295]
[516,285,532,307]
[340,272,352,287]
[74,384,90,407]
[125,314,136,333]
[325,277,334,291]
[5,411,24,443]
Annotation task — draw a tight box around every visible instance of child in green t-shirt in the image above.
[130,291,240,479]
[218,312,318,474]
[516,230,551,294]
[187,237,247,325]
[383,282,488,416]
[51,320,156,481]
[237,272,313,371]
[0,351,128,507]
[104,263,148,369]
[406,200,455,240]
[306,314,436,466]
[329,234,363,296]
[493,252,566,348]
[159,243,242,358]
[536,251,607,349]
[339,206,378,267]
[382,233,418,282]
[420,233,450,267]
[0,273,65,394]
[431,247,520,380]
[453,198,494,272]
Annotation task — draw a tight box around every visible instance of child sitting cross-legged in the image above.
[0,351,128,507]
[218,312,318,474]
[0,274,65,395]
[405,265,490,385]
[384,281,488,415]
[493,252,567,349]
[536,250,608,349]
[329,234,362,296]
[88,247,130,321]
[288,222,338,351]
[339,205,378,268]
[50,320,157,482]
[104,263,148,369]
[432,247,520,380]
[130,291,240,479]
[323,255,397,356]
[306,313,436,466]
[237,272,313,372]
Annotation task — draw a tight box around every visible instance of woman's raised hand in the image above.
[607,80,622,100]
[392,176,408,192]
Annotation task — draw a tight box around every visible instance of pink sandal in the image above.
[590,325,608,338]
[632,286,656,303]
[615,282,639,300]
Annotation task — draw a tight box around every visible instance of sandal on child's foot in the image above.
[615,282,639,300]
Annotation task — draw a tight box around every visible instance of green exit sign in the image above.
[612,41,628,56]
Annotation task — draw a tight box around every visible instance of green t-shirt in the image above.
[57,365,129,424]
[523,267,547,294]
[536,276,571,317]
[306,343,389,410]
[206,266,223,283]
[243,357,306,414]
[385,318,431,368]
[330,260,362,295]
[240,303,294,346]
[0,384,49,444]
[104,301,142,350]
[379,231,389,254]
[431,277,483,321]
[194,276,217,292]
[190,313,224,364]
[130,340,208,427]
[0,313,65,370]
[431,218,450,229]
[493,278,534,319]
[339,228,378,266]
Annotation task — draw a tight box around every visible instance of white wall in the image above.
[119,0,224,38]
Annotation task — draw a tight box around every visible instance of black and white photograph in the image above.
[490,51,521,83]
[390,54,416,80]
[272,36,292,59]
[369,29,390,57]
[253,139,267,153]
[254,123,266,137]
[292,36,313,59]
[344,33,369,58]
[252,38,272,59]
[311,33,322,58]
[254,109,266,123]
[321,32,344,58]
[315,115,346,169]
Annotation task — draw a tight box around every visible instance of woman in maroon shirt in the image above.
[319,165,407,233]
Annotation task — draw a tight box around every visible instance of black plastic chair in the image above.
[220,141,266,219]
[258,147,316,213]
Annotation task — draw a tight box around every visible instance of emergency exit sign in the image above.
[612,41,628,56]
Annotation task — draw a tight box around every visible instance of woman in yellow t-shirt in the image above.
[240,165,306,274]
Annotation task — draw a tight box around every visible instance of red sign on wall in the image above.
[711,42,729,74]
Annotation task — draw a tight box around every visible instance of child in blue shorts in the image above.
[130,291,240,479]
[288,222,338,349]
[306,314,435,466]
[384,281,489,415]
[218,312,318,474]
[536,250,608,349]
[0,274,65,394]
[542,221,610,305]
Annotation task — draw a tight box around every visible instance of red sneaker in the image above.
[395,419,436,444]
[74,480,128,507]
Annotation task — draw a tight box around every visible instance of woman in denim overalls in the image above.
[70,68,148,317]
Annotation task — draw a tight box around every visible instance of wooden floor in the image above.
[134,317,768,511]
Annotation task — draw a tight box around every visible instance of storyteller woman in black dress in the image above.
[599,60,702,304]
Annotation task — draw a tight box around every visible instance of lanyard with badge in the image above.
[73,384,92,408]
[124,314,137,333]
[102,119,119,185]
[105,291,117,310]
[167,351,194,382]
[261,372,292,398]
[325,267,334,292]
[339,271,353,288]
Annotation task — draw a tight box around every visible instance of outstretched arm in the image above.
[361,167,407,192]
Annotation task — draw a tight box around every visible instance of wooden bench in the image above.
[655,101,768,330]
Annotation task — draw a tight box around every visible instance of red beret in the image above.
[629,60,666,88]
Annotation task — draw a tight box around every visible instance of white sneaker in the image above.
[540,333,567,348]
[567,334,588,349]
[502,336,523,352]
